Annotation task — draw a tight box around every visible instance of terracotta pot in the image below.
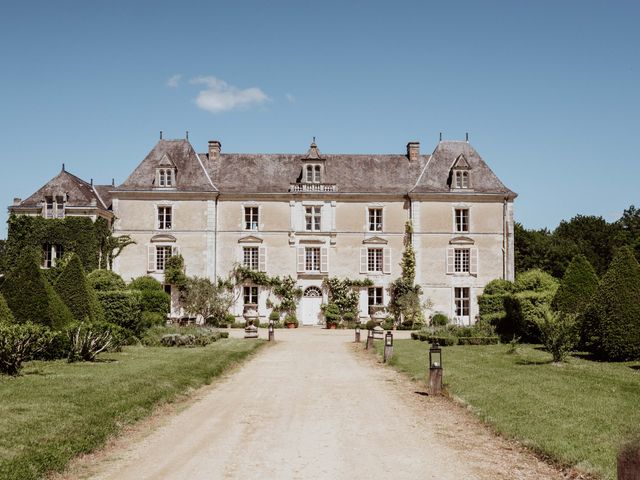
[286,323,295,329]
[329,324,337,329]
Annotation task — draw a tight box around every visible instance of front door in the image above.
[301,286,323,326]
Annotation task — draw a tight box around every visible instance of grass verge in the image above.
[374,340,640,480]
[0,339,265,480]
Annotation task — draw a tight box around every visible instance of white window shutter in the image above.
[172,245,180,256]
[259,246,267,272]
[297,247,305,273]
[320,247,328,273]
[383,248,391,274]
[148,245,156,272]
[470,247,478,275]
[360,248,368,274]
[446,247,455,274]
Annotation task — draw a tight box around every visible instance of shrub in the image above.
[535,307,578,362]
[457,336,500,345]
[409,332,457,345]
[96,290,144,338]
[478,294,507,317]
[142,311,167,329]
[0,293,15,324]
[66,321,124,362]
[482,279,515,295]
[128,275,163,292]
[0,250,74,329]
[87,269,126,291]
[430,313,449,326]
[322,303,341,326]
[553,254,599,315]
[144,326,225,347]
[0,322,56,375]
[515,269,559,293]
[54,253,104,323]
[583,247,640,360]
[503,290,555,342]
[365,319,377,330]
[269,311,280,323]
[285,312,298,327]
[140,290,170,315]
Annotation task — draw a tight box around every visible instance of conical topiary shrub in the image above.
[0,249,74,329]
[54,253,104,322]
[553,254,599,315]
[583,246,640,360]
[0,293,15,324]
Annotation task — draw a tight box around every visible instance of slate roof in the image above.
[12,169,112,211]
[116,139,216,192]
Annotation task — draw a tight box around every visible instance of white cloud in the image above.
[190,76,270,113]
[166,74,182,88]
[285,93,295,103]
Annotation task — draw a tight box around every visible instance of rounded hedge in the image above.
[515,269,559,293]
[430,313,449,326]
[129,275,163,292]
[483,279,515,295]
[87,269,126,291]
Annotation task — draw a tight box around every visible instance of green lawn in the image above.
[0,339,265,480]
[375,340,640,479]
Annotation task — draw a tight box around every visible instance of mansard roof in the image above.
[410,141,516,197]
[116,139,217,192]
[11,168,112,211]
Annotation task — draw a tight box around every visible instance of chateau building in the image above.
[8,137,516,325]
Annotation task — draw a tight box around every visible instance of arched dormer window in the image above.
[305,164,321,183]
[450,154,472,190]
[156,153,177,188]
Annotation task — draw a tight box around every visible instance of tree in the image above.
[54,253,104,322]
[535,307,578,362]
[583,246,640,360]
[182,277,235,323]
[552,254,599,315]
[94,217,135,270]
[0,249,73,329]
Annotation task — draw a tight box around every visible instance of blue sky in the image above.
[1,0,638,238]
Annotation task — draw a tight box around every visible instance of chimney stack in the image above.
[407,141,420,161]
[13,198,21,206]
[208,140,221,160]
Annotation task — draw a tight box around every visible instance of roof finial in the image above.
[312,136,316,144]
[465,132,469,142]
[90,178,93,186]
[62,163,65,172]
[186,131,189,140]
[111,178,115,187]
[439,132,442,142]
[160,130,163,140]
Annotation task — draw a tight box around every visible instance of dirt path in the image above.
[81,329,563,480]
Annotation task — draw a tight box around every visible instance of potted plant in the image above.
[284,312,298,329]
[322,303,341,329]
[269,310,281,327]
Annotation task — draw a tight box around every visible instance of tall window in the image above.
[156,246,173,271]
[454,171,469,189]
[244,206,259,230]
[158,206,172,230]
[455,208,469,233]
[305,206,322,231]
[243,247,259,270]
[157,168,174,187]
[42,244,64,268]
[368,208,383,232]
[454,248,470,273]
[305,247,320,271]
[368,287,383,312]
[243,286,258,305]
[367,248,383,272]
[455,287,470,317]
[306,165,321,183]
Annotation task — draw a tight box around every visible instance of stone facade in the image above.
[9,137,516,325]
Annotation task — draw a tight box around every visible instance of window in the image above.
[44,196,65,219]
[42,244,64,268]
[368,287,384,311]
[158,206,172,230]
[368,208,383,232]
[454,171,469,189]
[455,208,469,233]
[243,247,259,270]
[367,248,383,272]
[305,165,321,183]
[243,286,258,305]
[244,206,259,230]
[157,168,175,187]
[305,206,322,231]
[455,287,470,317]
[454,248,470,273]
[305,247,321,271]
[156,245,173,271]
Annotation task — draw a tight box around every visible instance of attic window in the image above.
[451,154,472,190]
[157,168,175,188]
[305,165,321,183]
[44,196,65,219]
[454,171,469,189]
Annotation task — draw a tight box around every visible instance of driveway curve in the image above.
[87,328,562,480]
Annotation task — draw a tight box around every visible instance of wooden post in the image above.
[366,334,373,350]
[429,367,443,395]
[383,344,393,363]
[355,330,360,343]
[618,444,640,480]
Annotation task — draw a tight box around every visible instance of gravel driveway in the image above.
[83,328,563,480]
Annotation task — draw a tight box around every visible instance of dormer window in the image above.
[44,195,65,219]
[305,164,321,183]
[454,171,469,189]
[157,168,175,188]
[450,154,472,190]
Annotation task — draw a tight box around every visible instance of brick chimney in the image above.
[208,140,221,160]
[407,141,420,161]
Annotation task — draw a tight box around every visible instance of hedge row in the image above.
[409,332,499,346]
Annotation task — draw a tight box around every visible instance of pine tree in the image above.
[584,247,640,360]
[0,249,74,329]
[54,253,104,322]
[553,254,599,315]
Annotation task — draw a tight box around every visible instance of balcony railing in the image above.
[289,183,337,193]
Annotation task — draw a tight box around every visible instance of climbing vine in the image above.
[322,277,374,317]
[231,265,302,314]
